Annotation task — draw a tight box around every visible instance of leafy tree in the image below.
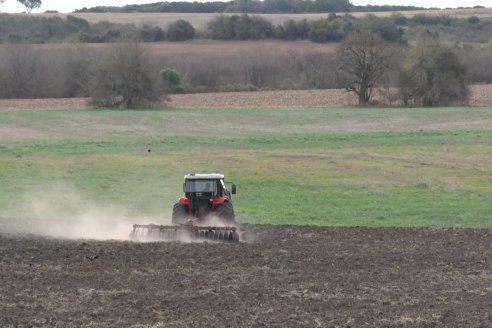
[399,37,468,106]
[166,19,195,41]
[467,16,480,24]
[139,25,165,42]
[206,15,234,39]
[160,68,182,93]
[357,15,405,44]
[233,15,274,40]
[89,42,163,108]
[276,19,310,40]
[17,0,42,13]
[308,18,344,43]
[336,30,393,106]
[207,14,274,40]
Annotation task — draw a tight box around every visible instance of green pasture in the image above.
[0,107,491,228]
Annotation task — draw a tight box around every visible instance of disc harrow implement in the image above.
[130,224,240,242]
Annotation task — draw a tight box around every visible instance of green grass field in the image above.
[1,107,491,228]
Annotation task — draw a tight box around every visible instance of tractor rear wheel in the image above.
[172,203,187,224]
[217,201,235,224]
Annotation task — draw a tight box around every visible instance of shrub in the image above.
[399,37,468,106]
[233,15,275,40]
[166,19,195,41]
[411,14,453,26]
[206,15,234,39]
[357,15,405,43]
[467,16,480,24]
[392,13,408,26]
[207,14,274,40]
[308,18,344,43]
[276,19,310,40]
[66,15,92,33]
[160,68,182,93]
[139,24,165,42]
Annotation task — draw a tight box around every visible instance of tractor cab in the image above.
[183,173,236,199]
[175,173,237,223]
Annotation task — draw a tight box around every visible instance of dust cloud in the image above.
[0,185,246,243]
[0,185,167,241]
[200,215,232,227]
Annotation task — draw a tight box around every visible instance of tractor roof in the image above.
[185,173,225,180]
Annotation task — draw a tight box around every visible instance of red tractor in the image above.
[131,173,239,242]
[172,173,236,225]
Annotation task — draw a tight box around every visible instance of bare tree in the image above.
[0,44,41,98]
[337,30,393,106]
[17,0,42,13]
[89,42,163,109]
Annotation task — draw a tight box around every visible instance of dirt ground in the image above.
[0,85,491,112]
[0,224,491,327]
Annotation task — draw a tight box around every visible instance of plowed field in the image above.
[0,85,491,112]
[1,224,491,327]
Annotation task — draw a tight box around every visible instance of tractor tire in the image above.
[172,203,187,225]
[217,201,236,224]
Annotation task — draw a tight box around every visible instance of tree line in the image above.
[0,33,488,107]
[75,0,425,14]
[2,13,490,44]
[0,14,196,43]
[207,14,405,43]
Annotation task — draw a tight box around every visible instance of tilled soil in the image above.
[1,85,492,112]
[0,224,491,327]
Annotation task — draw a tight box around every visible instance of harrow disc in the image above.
[130,224,240,242]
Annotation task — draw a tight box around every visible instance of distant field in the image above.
[36,8,492,29]
[141,40,338,57]
[0,106,491,228]
[0,39,338,60]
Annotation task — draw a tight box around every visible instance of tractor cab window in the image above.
[185,180,217,194]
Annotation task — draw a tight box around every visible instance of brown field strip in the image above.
[0,40,338,59]
[0,85,491,112]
